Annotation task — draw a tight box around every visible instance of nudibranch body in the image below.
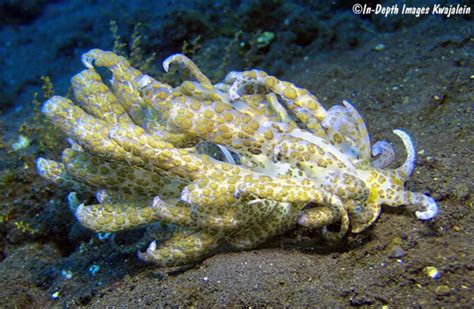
[36,49,438,266]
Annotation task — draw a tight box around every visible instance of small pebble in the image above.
[423,266,440,279]
[60,269,73,279]
[389,246,406,258]
[387,237,405,258]
[374,43,385,51]
[89,264,100,276]
[434,285,450,296]
[51,291,60,300]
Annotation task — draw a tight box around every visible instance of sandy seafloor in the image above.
[0,1,473,307]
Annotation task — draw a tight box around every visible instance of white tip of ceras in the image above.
[41,96,61,115]
[342,100,355,110]
[228,83,241,102]
[35,158,47,175]
[95,189,108,204]
[371,140,390,157]
[152,196,165,210]
[392,129,415,153]
[162,54,184,72]
[297,213,309,227]
[180,186,191,204]
[81,52,95,69]
[392,129,414,151]
[415,195,439,220]
[371,140,396,169]
[136,74,153,90]
[392,129,416,177]
[67,192,80,212]
[148,240,157,252]
[36,157,63,182]
[228,73,251,102]
[137,241,157,262]
[74,203,86,223]
[222,71,242,84]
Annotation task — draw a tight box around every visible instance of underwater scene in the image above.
[0,0,472,307]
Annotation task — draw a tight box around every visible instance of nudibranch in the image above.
[36,49,438,266]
